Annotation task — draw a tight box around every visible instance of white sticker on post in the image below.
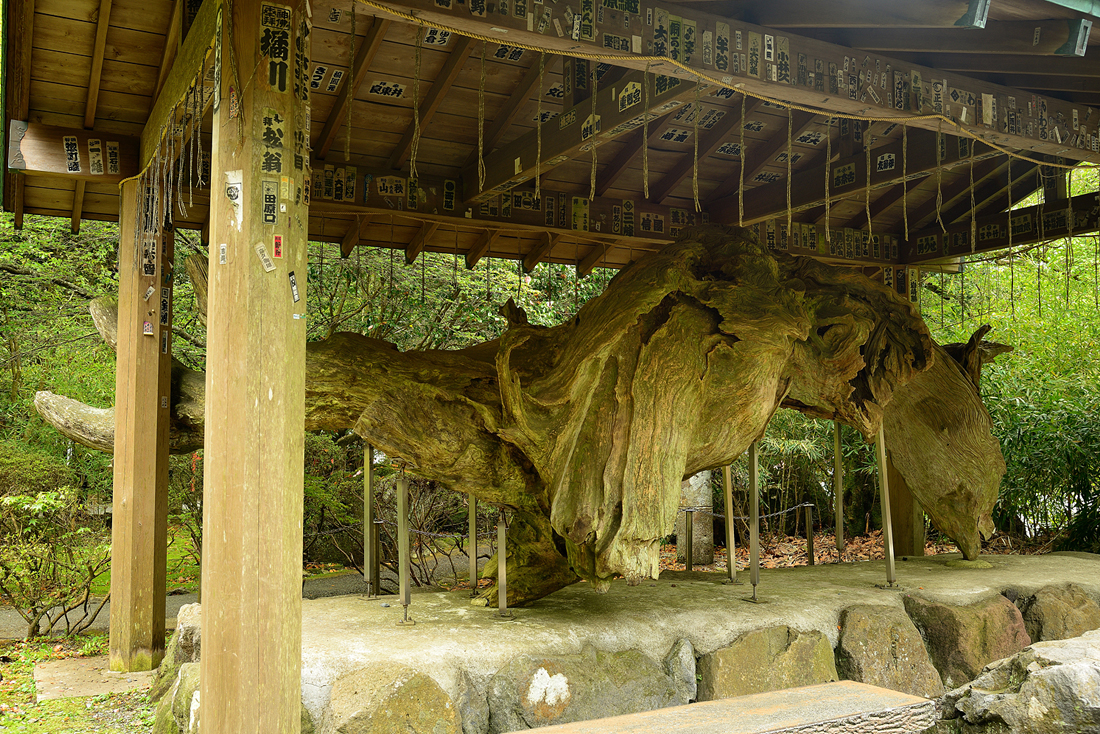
[255,242,277,272]
[144,285,155,301]
[219,243,228,265]
[225,170,244,231]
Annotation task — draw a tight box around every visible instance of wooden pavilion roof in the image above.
[4,0,1099,273]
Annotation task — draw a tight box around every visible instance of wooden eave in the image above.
[4,0,1099,272]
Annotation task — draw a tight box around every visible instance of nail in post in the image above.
[875,426,897,586]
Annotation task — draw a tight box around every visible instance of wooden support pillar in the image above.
[748,443,761,600]
[364,444,380,595]
[833,421,845,555]
[200,0,310,730]
[875,426,897,586]
[887,454,926,557]
[722,464,737,584]
[109,178,172,672]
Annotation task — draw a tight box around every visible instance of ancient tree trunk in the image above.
[35,226,1008,603]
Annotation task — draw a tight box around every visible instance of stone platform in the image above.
[293,551,1100,731]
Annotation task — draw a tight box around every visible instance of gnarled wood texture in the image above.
[35,225,1006,604]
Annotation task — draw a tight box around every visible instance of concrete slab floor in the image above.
[300,551,1100,723]
[33,657,153,703]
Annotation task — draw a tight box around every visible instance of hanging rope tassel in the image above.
[346,5,356,162]
[969,142,976,253]
[1067,169,1075,309]
[902,125,909,241]
[864,121,871,243]
[1007,156,1013,252]
[643,62,650,200]
[738,94,746,227]
[824,117,832,243]
[935,118,946,234]
[478,42,486,193]
[535,52,545,203]
[786,106,793,232]
[409,23,424,182]
[589,64,598,202]
[693,84,701,212]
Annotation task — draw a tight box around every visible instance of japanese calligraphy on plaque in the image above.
[260,3,292,93]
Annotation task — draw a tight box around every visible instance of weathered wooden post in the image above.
[722,464,738,584]
[497,510,513,619]
[749,442,761,601]
[887,456,926,557]
[397,474,414,625]
[109,179,171,672]
[684,510,694,571]
[805,504,814,566]
[364,443,380,596]
[875,426,897,586]
[834,421,844,558]
[200,0,310,729]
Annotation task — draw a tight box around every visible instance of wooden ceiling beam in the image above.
[368,0,1100,164]
[595,110,678,197]
[899,156,1014,232]
[465,228,503,269]
[578,241,612,276]
[948,163,1043,226]
[8,122,141,182]
[316,18,391,159]
[712,129,995,224]
[522,232,563,272]
[808,20,1093,56]
[340,214,375,258]
[70,182,87,234]
[463,71,698,205]
[387,36,474,170]
[84,0,114,129]
[905,190,1099,265]
[740,0,991,29]
[885,51,1100,77]
[840,178,924,230]
[154,0,183,101]
[405,221,440,264]
[705,104,810,204]
[649,103,759,204]
[463,57,548,169]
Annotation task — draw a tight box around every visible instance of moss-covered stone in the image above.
[486,646,682,732]
[836,604,944,699]
[150,603,202,702]
[1018,583,1100,642]
[324,664,461,734]
[903,594,1030,689]
[696,625,838,701]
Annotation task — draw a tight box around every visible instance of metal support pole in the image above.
[722,464,738,584]
[805,505,814,566]
[684,510,694,571]
[364,444,380,597]
[834,421,845,558]
[875,426,897,587]
[749,442,760,601]
[497,511,513,619]
[469,495,478,597]
[396,474,415,625]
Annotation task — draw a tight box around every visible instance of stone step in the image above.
[506,681,936,734]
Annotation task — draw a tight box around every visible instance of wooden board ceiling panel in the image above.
[35,0,171,34]
[26,109,146,136]
[33,14,98,59]
[30,80,150,125]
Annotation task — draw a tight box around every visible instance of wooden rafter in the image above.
[463,71,698,204]
[648,103,751,204]
[316,17,391,159]
[738,0,991,29]
[929,159,1029,227]
[463,57,548,169]
[387,36,474,169]
[522,232,563,272]
[70,182,86,234]
[84,0,114,129]
[578,241,612,276]
[807,20,1092,56]
[705,104,810,205]
[886,51,1100,77]
[841,179,923,230]
[405,221,440,264]
[154,0,183,101]
[595,110,678,197]
[340,214,375,258]
[904,158,1021,232]
[465,228,503,269]
[366,0,1100,165]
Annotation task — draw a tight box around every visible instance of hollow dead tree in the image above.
[37,225,1006,604]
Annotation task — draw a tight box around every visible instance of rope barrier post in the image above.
[722,464,739,585]
[468,495,478,597]
[833,421,844,560]
[875,426,897,588]
[497,510,514,619]
[749,442,761,602]
[364,443,380,598]
[684,510,694,572]
[396,474,415,625]
[805,504,814,566]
